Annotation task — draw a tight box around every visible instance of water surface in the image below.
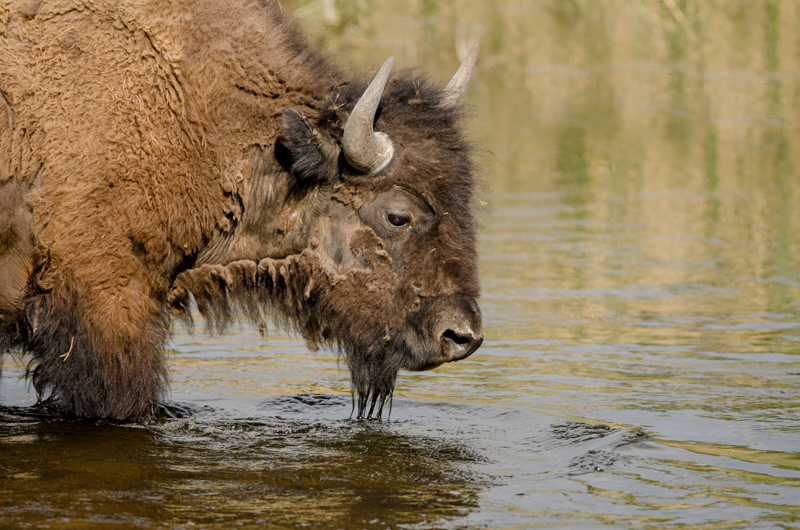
[3,1,800,528]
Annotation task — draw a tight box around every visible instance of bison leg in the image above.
[24,263,169,421]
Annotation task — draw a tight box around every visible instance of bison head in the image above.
[171,46,483,419]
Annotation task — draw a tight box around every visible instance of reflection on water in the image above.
[0,397,648,529]
[3,0,800,528]
[1,404,465,528]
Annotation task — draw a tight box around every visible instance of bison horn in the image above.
[439,42,479,109]
[343,56,395,175]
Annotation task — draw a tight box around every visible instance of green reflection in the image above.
[556,122,590,189]
[662,440,800,473]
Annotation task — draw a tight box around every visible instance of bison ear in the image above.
[278,107,340,184]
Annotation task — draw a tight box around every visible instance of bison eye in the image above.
[387,213,411,227]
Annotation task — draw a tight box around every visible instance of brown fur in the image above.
[0,0,480,420]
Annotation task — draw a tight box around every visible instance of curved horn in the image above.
[343,56,395,175]
[439,42,479,109]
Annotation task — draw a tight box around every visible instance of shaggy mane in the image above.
[169,227,415,419]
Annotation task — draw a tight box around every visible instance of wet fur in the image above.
[169,228,413,418]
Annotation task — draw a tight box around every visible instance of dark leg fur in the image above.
[0,311,28,352]
[24,280,168,421]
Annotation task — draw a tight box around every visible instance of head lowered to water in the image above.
[171,48,485,419]
[0,0,483,421]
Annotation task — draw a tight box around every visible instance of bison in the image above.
[0,0,483,421]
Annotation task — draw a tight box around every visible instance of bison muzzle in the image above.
[0,0,483,421]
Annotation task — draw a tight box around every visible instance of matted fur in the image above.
[169,227,418,418]
[0,0,481,420]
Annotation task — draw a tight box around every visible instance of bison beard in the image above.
[169,228,416,419]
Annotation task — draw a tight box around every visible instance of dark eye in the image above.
[387,213,411,227]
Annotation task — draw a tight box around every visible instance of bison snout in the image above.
[434,295,484,363]
[406,294,483,371]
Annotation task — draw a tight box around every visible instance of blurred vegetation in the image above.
[286,0,800,197]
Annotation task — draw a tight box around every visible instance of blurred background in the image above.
[291,0,800,194]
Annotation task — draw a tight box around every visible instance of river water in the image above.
[2,0,800,528]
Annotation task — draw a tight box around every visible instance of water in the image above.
[2,0,800,528]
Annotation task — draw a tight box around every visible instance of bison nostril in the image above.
[443,328,471,345]
[439,327,482,362]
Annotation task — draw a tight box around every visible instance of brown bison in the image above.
[0,0,483,421]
